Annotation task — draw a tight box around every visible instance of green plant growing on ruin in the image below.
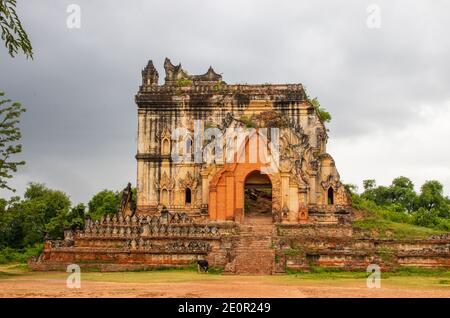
[308,97,332,123]
[283,248,301,256]
[213,81,222,92]
[239,115,257,128]
[176,77,193,87]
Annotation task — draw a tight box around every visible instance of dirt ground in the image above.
[1,265,449,298]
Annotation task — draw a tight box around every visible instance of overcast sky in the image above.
[0,0,449,204]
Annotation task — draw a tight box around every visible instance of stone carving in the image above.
[164,240,210,253]
[191,66,222,83]
[164,57,189,84]
[142,60,159,86]
[156,125,171,140]
[139,216,218,238]
[142,224,151,236]
[154,171,175,190]
[119,182,135,217]
[48,240,74,248]
[321,174,342,190]
[178,171,200,190]
[164,57,222,85]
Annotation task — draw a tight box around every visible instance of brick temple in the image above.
[30,59,450,273]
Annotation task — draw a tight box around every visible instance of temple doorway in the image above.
[244,170,272,222]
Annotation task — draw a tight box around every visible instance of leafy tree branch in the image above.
[0,91,25,191]
[0,0,33,59]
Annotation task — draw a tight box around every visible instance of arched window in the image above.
[162,138,170,155]
[327,187,334,205]
[185,188,192,204]
[161,189,168,205]
[185,137,192,154]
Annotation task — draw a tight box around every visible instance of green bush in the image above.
[308,97,331,123]
[176,78,193,87]
[0,244,43,264]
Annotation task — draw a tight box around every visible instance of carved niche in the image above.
[154,171,175,191]
[178,171,200,190]
[321,174,342,190]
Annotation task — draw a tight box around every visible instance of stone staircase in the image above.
[233,217,275,275]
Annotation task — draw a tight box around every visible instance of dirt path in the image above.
[1,271,449,298]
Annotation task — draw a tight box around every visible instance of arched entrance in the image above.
[244,171,272,221]
[208,129,282,223]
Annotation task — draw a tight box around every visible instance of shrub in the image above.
[176,78,193,87]
[0,244,43,264]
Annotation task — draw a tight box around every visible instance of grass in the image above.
[352,200,446,240]
[351,195,449,239]
[353,217,445,240]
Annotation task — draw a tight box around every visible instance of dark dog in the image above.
[197,260,209,273]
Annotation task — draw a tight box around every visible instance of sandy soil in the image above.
[1,270,449,298]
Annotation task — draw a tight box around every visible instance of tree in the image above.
[418,180,448,217]
[308,97,332,123]
[0,0,33,59]
[0,1,31,191]
[391,176,414,190]
[66,203,86,231]
[87,190,121,220]
[22,183,71,242]
[389,176,417,212]
[0,92,26,191]
[0,183,71,248]
[363,179,376,191]
[361,179,391,206]
[412,207,439,228]
[361,177,417,212]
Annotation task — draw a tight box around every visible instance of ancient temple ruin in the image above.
[29,59,449,273]
[135,58,351,224]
